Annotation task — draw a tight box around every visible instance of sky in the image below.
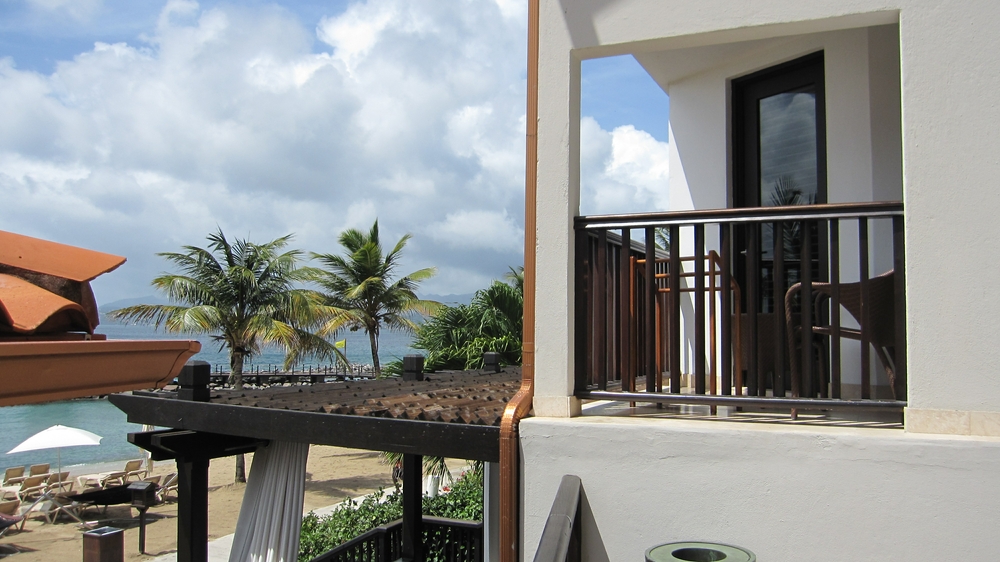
[0,0,670,304]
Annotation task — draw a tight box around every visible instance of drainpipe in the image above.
[499,0,539,561]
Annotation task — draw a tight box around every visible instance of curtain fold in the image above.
[228,441,310,562]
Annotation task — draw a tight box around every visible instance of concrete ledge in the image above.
[520,415,1000,562]
[905,408,1000,437]
[532,395,581,418]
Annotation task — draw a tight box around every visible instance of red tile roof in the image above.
[0,274,90,334]
[0,230,125,282]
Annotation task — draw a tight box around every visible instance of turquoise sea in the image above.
[1,322,416,470]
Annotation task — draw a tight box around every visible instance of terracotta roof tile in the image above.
[0,230,125,282]
[0,274,91,334]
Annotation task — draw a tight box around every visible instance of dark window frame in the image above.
[731,51,827,209]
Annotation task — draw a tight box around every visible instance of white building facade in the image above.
[522,1,1000,560]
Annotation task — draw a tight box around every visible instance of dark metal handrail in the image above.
[310,516,483,562]
[576,201,903,228]
[533,475,581,562]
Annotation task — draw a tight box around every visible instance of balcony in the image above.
[573,202,906,421]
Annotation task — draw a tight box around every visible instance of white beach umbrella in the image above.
[7,425,103,482]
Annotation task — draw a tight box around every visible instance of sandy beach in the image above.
[0,445,396,561]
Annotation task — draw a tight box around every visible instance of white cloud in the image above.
[426,210,524,254]
[0,0,663,305]
[580,117,670,215]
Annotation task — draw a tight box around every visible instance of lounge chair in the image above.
[0,513,24,538]
[122,459,147,482]
[0,475,47,502]
[77,470,126,491]
[157,473,178,502]
[27,464,49,478]
[2,467,25,487]
[0,500,24,535]
[45,473,73,496]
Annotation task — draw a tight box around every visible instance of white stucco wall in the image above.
[521,416,1000,561]
[534,0,1000,421]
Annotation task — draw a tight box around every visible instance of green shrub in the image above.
[298,465,485,561]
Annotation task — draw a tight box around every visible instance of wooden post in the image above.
[645,227,657,393]
[176,457,209,562]
[668,225,681,393]
[401,454,423,562]
[773,221,786,397]
[720,224,732,395]
[694,224,706,394]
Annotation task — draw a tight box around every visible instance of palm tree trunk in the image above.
[235,453,247,484]
[229,349,247,483]
[368,328,380,375]
[229,349,244,390]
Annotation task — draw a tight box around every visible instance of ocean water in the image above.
[98,318,418,372]
[1,322,416,469]
[1,400,147,471]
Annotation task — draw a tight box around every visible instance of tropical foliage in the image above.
[298,464,484,562]
[109,230,341,388]
[311,221,439,375]
[403,268,523,372]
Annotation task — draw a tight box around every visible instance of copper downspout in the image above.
[499,0,539,560]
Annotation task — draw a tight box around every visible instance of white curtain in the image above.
[228,441,310,562]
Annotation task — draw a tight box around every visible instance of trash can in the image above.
[83,526,124,562]
[645,542,755,562]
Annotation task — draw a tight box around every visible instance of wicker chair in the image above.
[784,270,899,398]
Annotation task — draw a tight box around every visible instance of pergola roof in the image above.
[110,368,522,462]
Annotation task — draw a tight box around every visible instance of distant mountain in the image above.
[99,294,170,313]
[420,293,475,306]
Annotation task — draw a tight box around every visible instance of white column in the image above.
[483,462,501,562]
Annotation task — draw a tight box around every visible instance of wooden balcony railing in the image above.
[574,202,906,413]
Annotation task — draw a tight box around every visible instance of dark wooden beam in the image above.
[109,393,501,462]
[128,430,266,461]
[401,454,423,562]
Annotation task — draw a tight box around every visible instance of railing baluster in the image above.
[893,214,907,399]
[630,255,638,393]
[830,220,841,398]
[596,230,608,391]
[709,250,717,398]
[645,227,657,393]
[669,224,681,393]
[619,228,631,392]
[587,236,597,387]
[748,224,760,396]
[574,229,589,393]
[773,221,786,397]
[694,224,706,394]
[800,220,813,397]
[721,224,732,395]
[859,217,870,399]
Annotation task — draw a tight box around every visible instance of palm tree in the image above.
[109,230,343,481]
[310,220,439,376]
[409,268,524,371]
